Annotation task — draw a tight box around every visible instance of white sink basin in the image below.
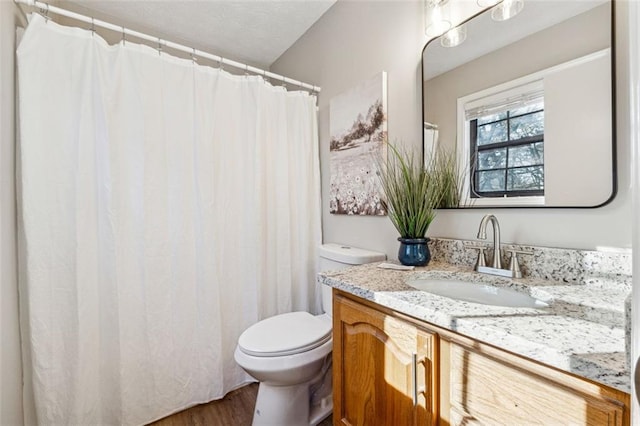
[406,278,549,308]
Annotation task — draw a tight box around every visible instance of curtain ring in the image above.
[281,77,287,88]
[90,17,95,36]
[121,27,126,46]
[245,64,249,76]
[191,48,197,65]
[157,38,162,56]
[218,58,223,71]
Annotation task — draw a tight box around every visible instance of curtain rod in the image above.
[14,0,321,93]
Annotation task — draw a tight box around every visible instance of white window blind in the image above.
[464,81,544,121]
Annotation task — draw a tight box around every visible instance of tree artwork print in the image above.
[329,72,388,215]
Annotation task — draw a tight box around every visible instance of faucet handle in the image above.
[506,249,533,278]
[464,242,488,271]
[475,247,487,270]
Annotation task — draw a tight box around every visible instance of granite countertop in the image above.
[319,260,631,393]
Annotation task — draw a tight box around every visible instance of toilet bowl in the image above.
[235,312,333,426]
[234,244,386,426]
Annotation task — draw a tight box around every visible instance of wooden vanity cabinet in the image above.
[440,338,628,425]
[332,290,630,426]
[332,293,438,426]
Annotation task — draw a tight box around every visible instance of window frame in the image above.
[457,80,546,207]
[470,106,545,199]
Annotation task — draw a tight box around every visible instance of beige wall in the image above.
[1,1,26,425]
[543,52,612,206]
[271,0,632,255]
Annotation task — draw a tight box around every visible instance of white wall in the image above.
[0,1,26,425]
[271,0,632,256]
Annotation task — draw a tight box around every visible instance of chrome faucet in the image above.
[465,214,534,278]
[477,214,502,269]
[471,214,515,278]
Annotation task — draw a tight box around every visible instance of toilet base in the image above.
[309,394,332,426]
[251,367,332,426]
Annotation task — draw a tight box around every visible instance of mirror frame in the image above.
[421,1,617,209]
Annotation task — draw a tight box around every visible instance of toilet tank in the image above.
[318,243,386,317]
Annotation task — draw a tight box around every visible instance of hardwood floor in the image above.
[149,383,333,426]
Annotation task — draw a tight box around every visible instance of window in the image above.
[463,81,545,202]
[470,101,544,198]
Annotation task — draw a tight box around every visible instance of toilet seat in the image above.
[238,311,332,357]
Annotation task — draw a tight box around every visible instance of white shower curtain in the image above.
[17,14,321,426]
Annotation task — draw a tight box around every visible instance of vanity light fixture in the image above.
[491,0,524,21]
[441,24,467,48]
[425,0,452,37]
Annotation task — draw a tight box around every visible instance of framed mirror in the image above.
[422,0,615,208]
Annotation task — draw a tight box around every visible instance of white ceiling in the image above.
[59,0,337,68]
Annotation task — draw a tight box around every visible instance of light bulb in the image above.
[491,0,524,22]
[425,0,452,37]
[440,24,467,48]
[426,20,452,37]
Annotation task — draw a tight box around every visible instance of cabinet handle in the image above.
[412,353,418,407]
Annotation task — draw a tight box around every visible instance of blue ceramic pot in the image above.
[397,237,431,266]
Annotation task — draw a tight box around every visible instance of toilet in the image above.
[234,243,386,426]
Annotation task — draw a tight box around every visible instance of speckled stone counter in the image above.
[319,259,631,393]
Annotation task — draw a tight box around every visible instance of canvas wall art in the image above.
[329,72,387,215]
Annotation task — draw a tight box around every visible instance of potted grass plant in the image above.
[377,142,460,266]
[431,146,464,209]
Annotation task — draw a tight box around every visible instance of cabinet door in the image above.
[444,341,628,426]
[333,295,437,426]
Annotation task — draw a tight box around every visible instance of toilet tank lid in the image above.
[319,243,386,265]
